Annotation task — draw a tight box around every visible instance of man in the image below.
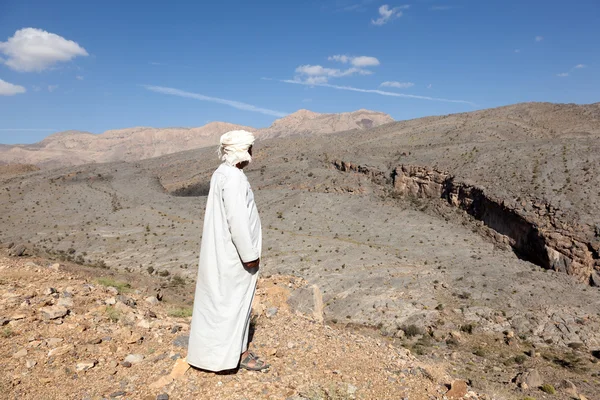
[187,130,269,372]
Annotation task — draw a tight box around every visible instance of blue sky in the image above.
[0,0,598,144]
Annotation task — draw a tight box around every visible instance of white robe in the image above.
[187,163,262,371]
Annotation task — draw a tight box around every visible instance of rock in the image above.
[124,354,144,364]
[120,361,132,368]
[149,376,173,389]
[514,369,543,388]
[105,297,116,305]
[558,379,577,396]
[87,338,102,345]
[13,348,28,358]
[116,295,136,307]
[106,286,119,295]
[76,360,97,371]
[110,391,127,398]
[43,287,57,295]
[10,314,26,321]
[446,380,468,399]
[126,332,143,344]
[156,394,169,400]
[170,325,181,334]
[49,263,61,271]
[48,344,74,357]
[57,297,74,308]
[172,335,189,349]
[266,307,278,318]
[46,337,64,347]
[169,358,190,379]
[591,271,600,287]
[136,319,151,329]
[25,359,37,369]
[39,305,68,320]
[9,244,27,257]
[145,296,159,306]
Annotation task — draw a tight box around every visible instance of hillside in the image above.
[0,251,469,400]
[1,101,599,399]
[0,109,393,168]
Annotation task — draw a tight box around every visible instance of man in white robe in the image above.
[187,130,269,372]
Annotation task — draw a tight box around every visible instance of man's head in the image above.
[218,130,255,168]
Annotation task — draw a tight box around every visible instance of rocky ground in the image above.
[1,251,477,400]
[1,102,600,399]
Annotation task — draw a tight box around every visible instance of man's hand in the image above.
[243,258,260,270]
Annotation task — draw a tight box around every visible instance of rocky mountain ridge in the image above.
[0,109,393,168]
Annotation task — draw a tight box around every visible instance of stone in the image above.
[106,286,119,295]
[110,391,127,398]
[266,307,278,318]
[25,359,37,368]
[172,335,189,349]
[558,379,577,396]
[514,369,543,389]
[57,297,74,308]
[10,314,26,321]
[591,271,600,287]
[46,337,64,347]
[76,360,97,371]
[39,305,68,320]
[43,287,57,295]
[156,394,169,400]
[149,376,173,389]
[48,344,74,357]
[120,361,132,368]
[169,358,190,379]
[13,348,27,358]
[126,333,143,344]
[105,297,116,305]
[446,380,468,399]
[88,338,102,345]
[116,295,136,307]
[136,319,151,329]
[170,325,181,334]
[145,296,159,306]
[9,244,27,257]
[124,354,144,364]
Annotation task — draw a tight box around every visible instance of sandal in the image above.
[239,352,270,371]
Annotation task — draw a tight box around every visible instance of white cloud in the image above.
[371,4,409,26]
[574,64,586,69]
[0,28,88,72]
[143,85,287,117]
[328,54,380,67]
[76,75,84,80]
[294,64,372,84]
[557,72,569,77]
[380,81,414,89]
[0,78,26,96]
[535,36,544,42]
[282,79,475,106]
[48,84,59,92]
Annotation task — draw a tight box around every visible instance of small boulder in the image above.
[9,244,27,257]
[47,344,74,358]
[446,380,468,399]
[39,305,68,320]
[172,335,189,349]
[558,379,577,396]
[76,360,97,371]
[25,359,37,369]
[145,296,159,306]
[12,348,28,358]
[514,369,543,389]
[124,354,144,365]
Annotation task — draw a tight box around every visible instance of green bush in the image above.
[540,384,556,394]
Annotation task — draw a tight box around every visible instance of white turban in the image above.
[218,130,255,166]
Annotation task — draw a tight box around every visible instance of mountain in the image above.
[0,109,393,168]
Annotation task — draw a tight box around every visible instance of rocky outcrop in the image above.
[333,160,600,285]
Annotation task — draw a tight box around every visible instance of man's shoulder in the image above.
[213,164,246,184]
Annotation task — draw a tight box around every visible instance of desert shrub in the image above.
[402,324,422,338]
[540,384,555,394]
[105,306,121,322]
[96,277,131,293]
[168,307,193,318]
